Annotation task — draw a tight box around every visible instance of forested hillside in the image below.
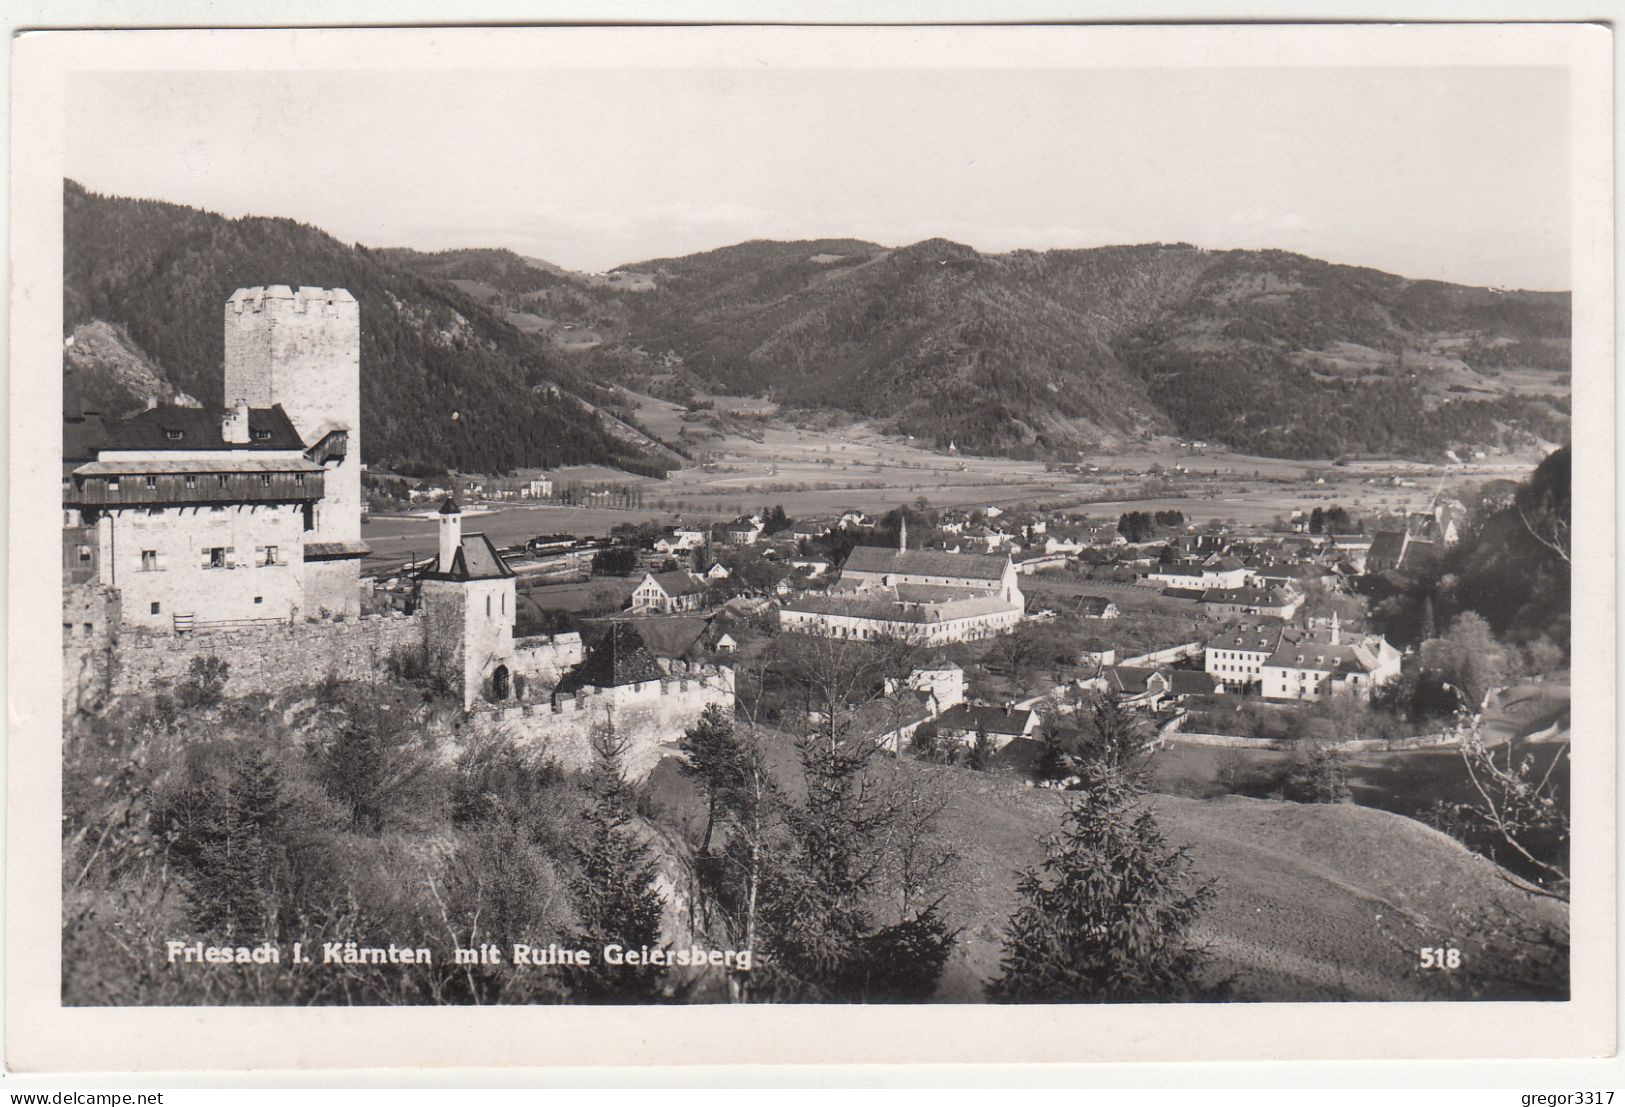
[595,238,1569,459]
[63,182,674,476]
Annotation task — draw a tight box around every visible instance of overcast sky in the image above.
[67,65,1570,289]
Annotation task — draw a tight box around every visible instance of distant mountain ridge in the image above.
[66,180,1571,467]
[600,237,1570,458]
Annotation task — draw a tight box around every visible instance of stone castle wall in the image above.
[62,585,121,714]
[88,611,428,701]
[465,665,736,779]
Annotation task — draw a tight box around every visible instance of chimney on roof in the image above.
[145,394,158,412]
[222,399,250,444]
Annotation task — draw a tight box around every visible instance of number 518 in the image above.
[1419,946,1462,970]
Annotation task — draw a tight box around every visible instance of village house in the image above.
[1092,665,1222,710]
[1327,534,1373,573]
[934,702,1037,750]
[653,526,707,554]
[1145,556,1249,590]
[1366,529,1439,573]
[787,557,830,578]
[628,569,710,614]
[593,613,737,664]
[720,519,763,546]
[1200,585,1304,621]
[1260,614,1402,701]
[1078,596,1121,620]
[1203,619,1288,690]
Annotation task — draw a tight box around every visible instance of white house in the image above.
[1260,615,1402,701]
[628,570,709,614]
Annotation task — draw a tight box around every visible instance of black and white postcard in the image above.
[7,20,1615,1073]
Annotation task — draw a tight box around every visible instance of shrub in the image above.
[175,655,229,708]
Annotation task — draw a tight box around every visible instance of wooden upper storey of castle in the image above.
[65,403,325,507]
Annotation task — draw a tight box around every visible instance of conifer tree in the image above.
[1419,594,1438,642]
[679,703,740,852]
[989,765,1216,1002]
[566,726,667,1002]
[158,749,288,938]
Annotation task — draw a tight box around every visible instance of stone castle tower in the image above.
[223,285,365,615]
[419,497,518,709]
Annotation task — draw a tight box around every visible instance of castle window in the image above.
[107,478,120,492]
[165,429,183,440]
[260,474,272,487]
[217,475,229,488]
[145,476,157,489]
[151,602,161,615]
[259,545,280,566]
[252,428,271,441]
[204,547,227,569]
[77,545,91,564]
[254,596,263,605]
[295,473,305,485]
[140,549,159,572]
[184,475,197,489]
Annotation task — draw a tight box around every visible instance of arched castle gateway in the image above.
[63,285,734,779]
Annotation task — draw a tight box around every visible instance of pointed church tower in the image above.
[437,495,463,573]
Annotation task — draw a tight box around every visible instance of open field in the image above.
[383,388,1544,565]
[613,386,1541,524]
[1150,736,1569,887]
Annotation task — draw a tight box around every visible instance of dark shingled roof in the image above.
[1368,531,1407,563]
[420,533,513,581]
[841,545,1009,582]
[614,615,709,660]
[935,703,1035,736]
[439,495,462,515]
[556,622,664,693]
[647,570,709,598]
[95,404,305,452]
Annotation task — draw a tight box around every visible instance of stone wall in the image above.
[1162,729,1466,753]
[464,666,736,780]
[62,585,120,714]
[1121,642,1203,667]
[90,611,427,701]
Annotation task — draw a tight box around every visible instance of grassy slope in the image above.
[647,738,1566,1003]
